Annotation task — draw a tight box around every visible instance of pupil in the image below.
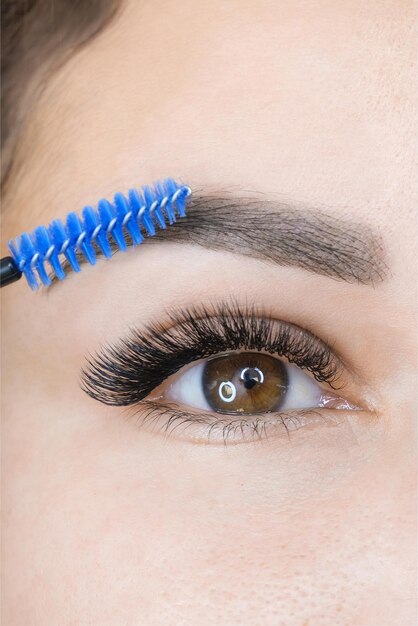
[241,366,264,389]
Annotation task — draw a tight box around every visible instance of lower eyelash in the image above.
[129,400,333,445]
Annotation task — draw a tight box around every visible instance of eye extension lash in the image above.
[0,178,191,290]
[80,302,343,406]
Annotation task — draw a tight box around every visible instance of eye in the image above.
[151,351,353,415]
[81,303,363,444]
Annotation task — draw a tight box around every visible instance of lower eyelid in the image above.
[131,400,362,446]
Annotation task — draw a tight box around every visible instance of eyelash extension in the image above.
[80,301,344,406]
[1,178,191,290]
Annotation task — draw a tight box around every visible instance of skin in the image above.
[1,0,417,624]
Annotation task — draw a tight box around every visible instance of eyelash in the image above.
[132,400,329,444]
[80,301,344,409]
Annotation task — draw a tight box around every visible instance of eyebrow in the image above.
[47,191,388,288]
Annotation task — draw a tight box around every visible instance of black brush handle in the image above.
[0,256,22,287]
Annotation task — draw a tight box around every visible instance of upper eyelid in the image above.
[140,305,350,376]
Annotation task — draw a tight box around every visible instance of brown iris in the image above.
[202,352,289,414]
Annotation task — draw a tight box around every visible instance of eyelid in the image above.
[129,400,359,445]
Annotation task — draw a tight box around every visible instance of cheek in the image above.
[3,400,415,626]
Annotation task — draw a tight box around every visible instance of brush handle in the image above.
[0,256,22,287]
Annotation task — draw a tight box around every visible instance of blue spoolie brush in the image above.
[0,178,191,290]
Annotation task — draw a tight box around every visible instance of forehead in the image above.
[2,0,416,235]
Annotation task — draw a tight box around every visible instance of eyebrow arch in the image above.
[47,191,388,288]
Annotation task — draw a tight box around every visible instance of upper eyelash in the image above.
[80,301,344,406]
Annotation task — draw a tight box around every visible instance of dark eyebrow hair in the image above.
[47,191,388,288]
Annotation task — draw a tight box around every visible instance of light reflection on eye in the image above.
[218,381,237,403]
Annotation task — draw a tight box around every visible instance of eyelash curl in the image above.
[80,301,343,407]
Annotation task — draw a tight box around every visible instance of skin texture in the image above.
[1,1,417,624]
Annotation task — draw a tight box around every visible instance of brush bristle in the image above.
[8,178,191,291]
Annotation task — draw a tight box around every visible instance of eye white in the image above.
[164,356,324,413]
[165,360,211,410]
